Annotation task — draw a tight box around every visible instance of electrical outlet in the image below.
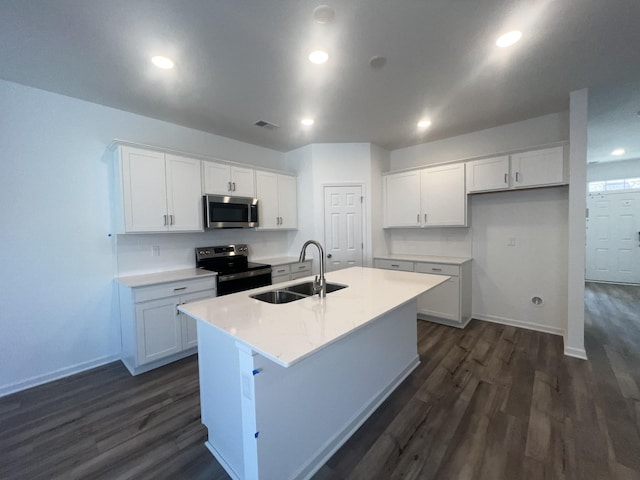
[508,237,516,247]
[151,245,160,256]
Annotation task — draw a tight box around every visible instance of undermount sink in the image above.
[284,281,348,296]
[250,282,348,304]
[250,290,308,304]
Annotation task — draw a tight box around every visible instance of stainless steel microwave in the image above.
[203,195,259,229]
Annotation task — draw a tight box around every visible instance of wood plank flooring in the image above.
[1,282,639,479]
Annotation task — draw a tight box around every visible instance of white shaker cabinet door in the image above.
[230,165,256,197]
[121,147,168,232]
[179,290,215,350]
[135,297,182,365]
[511,146,564,188]
[277,174,298,229]
[203,162,233,195]
[165,154,203,232]
[384,170,421,227]
[256,170,279,229]
[466,155,510,193]
[417,276,460,322]
[421,163,466,226]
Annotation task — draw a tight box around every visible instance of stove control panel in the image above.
[196,244,249,261]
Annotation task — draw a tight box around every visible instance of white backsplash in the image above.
[386,227,472,258]
[116,230,291,276]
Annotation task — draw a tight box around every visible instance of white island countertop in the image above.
[179,266,447,367]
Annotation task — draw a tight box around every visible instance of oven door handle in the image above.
[218,268,272,283]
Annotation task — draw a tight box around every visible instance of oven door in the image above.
[204,195,259,229]
[217,269,272,296]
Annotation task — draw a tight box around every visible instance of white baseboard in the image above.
[472,313,565,337]
[563,345,588,360]
[0,353,121,398]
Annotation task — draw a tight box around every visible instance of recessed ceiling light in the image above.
[151,55,174,69]
[496,31,522,48]
[417,119,432,129]
[301,118,315,126]
[308,50,329,64]
[611,148,626,156]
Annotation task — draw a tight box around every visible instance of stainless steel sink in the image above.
[250,290,308,304]
[284,281,348,296]
[250,282,348,304]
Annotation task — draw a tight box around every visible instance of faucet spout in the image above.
[298,240,326,298]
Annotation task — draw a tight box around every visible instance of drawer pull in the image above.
[431,268,442,272]
[276,269,287,273]
[391,264,399,268]
[298,265,306,270]
[173,286,187,291]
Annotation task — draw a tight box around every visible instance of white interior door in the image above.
[586,191,640,284]
[323,185,364,272]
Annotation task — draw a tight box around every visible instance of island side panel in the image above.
[197,320,246,480]
[252,299,420,479]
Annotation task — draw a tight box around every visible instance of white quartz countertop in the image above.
[116,268,217,287]
[374,254,472,265]
[178,266,447,367]
[251,256,307,266]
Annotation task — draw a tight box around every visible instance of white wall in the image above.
[390,112,569,170]
[470,188,568,334]
[0,79,287,395]
[587,157,640,182]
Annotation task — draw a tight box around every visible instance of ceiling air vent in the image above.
[254,120,279,130]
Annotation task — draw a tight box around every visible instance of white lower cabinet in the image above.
[271,260,312,284]
[119,276,216,375]
[374,257,472,328]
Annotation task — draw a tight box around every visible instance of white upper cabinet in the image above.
[466,155,510,193]
[421,163,466,226]
[114,145,203,233]
[510,146,565,188]
[384,164,466,228]
[255,171,298,229]
[203,161,255,197]
[466,146,566,193]
[384,170,422,227]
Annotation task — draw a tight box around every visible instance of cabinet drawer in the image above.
[271,264,291,276]
[374,259,414,272]
[133,277,217,303]
[414,262,459,276]
[272,273,290,285]
[291,261,311,274]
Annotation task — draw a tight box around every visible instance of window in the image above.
[588,177,640,193]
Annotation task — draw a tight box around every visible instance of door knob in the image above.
[327,254,332,258]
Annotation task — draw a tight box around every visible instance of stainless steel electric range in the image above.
[195,244,272,296]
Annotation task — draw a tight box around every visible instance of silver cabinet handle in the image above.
[232,182,236,191]
[431,267,442,272]
[417,214,420,223]
[424,213,428,223]
[163,214,168,226]
[228,181,232,191]
[391,264,399,268]
[170,214,174,225]
[515,172,520,182]
[173,286,187,291]
[504,173,508,184]
[298,265,306,269]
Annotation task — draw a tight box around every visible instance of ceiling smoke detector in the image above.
[254,120,279,130]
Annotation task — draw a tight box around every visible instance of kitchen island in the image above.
[178,266,447,480]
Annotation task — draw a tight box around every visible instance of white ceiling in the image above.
[1,0,639,152]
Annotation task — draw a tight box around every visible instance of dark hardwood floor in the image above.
[1,282,639,479]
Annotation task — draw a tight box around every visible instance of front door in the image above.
[586,191,640,284]
[323,185,364,272]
